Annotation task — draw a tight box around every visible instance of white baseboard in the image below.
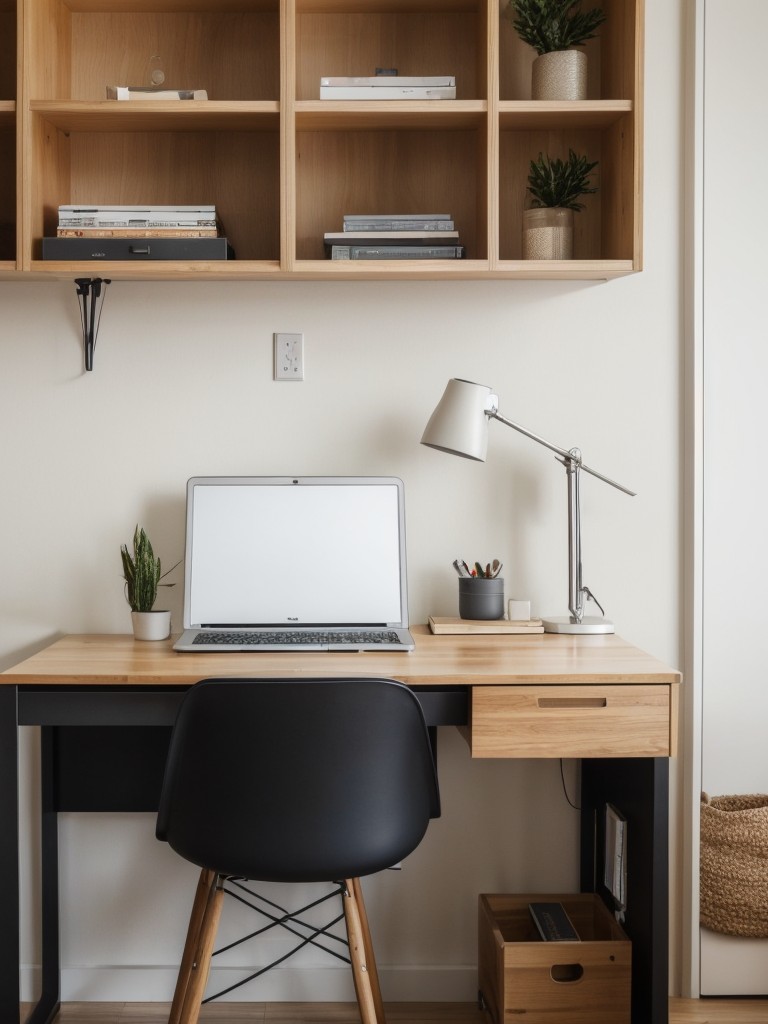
[21,964,478,1003]
[700,930,768,996]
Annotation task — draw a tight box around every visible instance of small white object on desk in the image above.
[508,599,531,621]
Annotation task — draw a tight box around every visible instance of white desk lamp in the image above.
[420,377,635,634]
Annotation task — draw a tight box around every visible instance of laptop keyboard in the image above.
[192,630,404,646]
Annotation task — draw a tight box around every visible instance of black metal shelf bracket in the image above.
[75,278,111,371]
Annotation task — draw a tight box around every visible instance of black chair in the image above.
[156,676,440,1024]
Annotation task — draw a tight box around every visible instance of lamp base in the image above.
[542,615,615,635]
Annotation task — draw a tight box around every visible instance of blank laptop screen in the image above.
[185,478,406,627]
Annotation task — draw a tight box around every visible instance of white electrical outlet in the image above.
[274,332,304,381]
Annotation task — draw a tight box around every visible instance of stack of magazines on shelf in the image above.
[43,205,233,260]
[324,214,464,261]
[55,205,220,238]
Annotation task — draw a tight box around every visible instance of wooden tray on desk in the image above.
[428,616,544,635]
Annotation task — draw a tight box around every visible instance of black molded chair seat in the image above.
[156,677,440,1024]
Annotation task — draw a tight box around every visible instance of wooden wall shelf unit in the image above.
[3,0,643,282]
[0,0,17,272]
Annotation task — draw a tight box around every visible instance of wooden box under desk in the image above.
[478,893,631,1024]
[464,684,678,758]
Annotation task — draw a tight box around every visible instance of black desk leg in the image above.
[28,727,61,1024]
[580,758,669,1024]
[0,689,61,1024]
[0,686,22,1024]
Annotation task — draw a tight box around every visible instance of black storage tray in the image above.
[42,237,231,260]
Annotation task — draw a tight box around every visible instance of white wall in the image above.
[0,0,685,1001]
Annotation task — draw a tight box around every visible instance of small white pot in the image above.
[522,207,574,260]
[532,49,587,101]
[131,610,171,641]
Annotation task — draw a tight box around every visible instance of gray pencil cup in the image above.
[458,577,505,620]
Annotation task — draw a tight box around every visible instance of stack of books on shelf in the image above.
[106,86,208,101]
[42,205,232,261]
[325,214,463,261]
[320,75,455,100]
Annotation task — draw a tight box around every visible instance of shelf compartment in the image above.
[499,0,641,103]
[294,121,488,261]
[498,113,637,264]
[0,1,16,102]
[27,1,280,102]
[0,118,16,263]
[295,3,488,101]
[28,114,280,264]
[0,0,15,268]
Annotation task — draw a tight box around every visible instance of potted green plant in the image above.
[522,149,598,259]
[120,525,177,640]
[504,0,606,100]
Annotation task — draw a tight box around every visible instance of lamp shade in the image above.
[420,378,497,461]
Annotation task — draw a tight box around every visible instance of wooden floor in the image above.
[23,1000,768,1024]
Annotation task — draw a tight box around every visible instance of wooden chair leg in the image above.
[169,868,217,1024]
[343,877,385,1024]
[350,877,386,1024]
[177,873,225,1024]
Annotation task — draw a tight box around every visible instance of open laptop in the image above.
[174,476,415,652]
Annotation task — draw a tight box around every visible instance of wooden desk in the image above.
[0,628,681,1024]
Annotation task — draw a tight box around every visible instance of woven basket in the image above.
[700,792,768,938]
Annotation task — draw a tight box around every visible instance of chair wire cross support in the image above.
[203,877,352,1003]
[74,277,111,371]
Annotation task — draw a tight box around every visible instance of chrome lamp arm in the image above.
[489,408,636,497]
[487,407,635,632]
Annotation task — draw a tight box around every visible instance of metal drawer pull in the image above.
[537,697,607,709]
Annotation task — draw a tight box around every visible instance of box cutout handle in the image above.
[550,963,584,983]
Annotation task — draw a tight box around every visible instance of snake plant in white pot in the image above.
[505,0,606,100]
[120,525,177,640]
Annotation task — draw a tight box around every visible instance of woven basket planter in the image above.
[700,792,768,938]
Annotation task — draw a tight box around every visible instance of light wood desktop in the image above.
[0,627,681,1024]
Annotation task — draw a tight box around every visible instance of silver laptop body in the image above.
[174,476,414,652]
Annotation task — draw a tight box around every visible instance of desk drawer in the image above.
[467,685,673,758]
